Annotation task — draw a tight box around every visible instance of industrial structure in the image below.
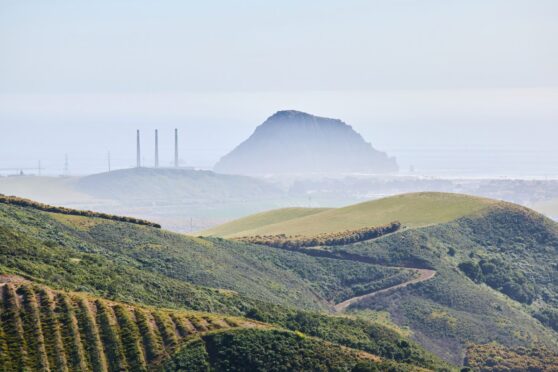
[174,128,179,167]
[135,129,180,168]
[154,129,159,168]
[136,130,141,168]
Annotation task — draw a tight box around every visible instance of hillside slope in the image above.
[202,192,498,237]
[319,204,558,363]
[0,280,412,372]
[8,192,558,367]
[200,207,330,237]
[0,198,451,370]
[0,199,419,309]
[202,192,558,364]
[0,279,265,371]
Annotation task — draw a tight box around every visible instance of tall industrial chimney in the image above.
[154,129,159,168]
[174,128,179,167]
[136,130,141,168]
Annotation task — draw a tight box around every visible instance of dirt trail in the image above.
[333,269,436,312]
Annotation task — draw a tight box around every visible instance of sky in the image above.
[1,0,557,176]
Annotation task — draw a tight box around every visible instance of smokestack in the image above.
[154,129,159,168]
[136,130,141,168]
[174,128,178,167]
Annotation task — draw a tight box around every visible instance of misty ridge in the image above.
[1,109,558,233]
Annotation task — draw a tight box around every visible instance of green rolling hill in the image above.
[200,207,330,238]
[0,195,449,371]
[2,192,558,370]
[200,192,498,237]
[201,192,558,366]
[0,280,409,372]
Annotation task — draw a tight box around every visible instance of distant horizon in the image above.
[2,1,557,178]
[2,92,558,178]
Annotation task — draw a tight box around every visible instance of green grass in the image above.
[203,192,498,237]
[0,201,418,309]
[200,207,329,237]
[322,204,558,364]
[0,200,451,370]
[6,192,558,367]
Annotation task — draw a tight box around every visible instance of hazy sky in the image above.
[1,0,557,176]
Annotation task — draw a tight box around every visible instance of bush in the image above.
[236,222,401,249]
[458,258,536,304]
[0,193,161,228]
[458,261,483,283]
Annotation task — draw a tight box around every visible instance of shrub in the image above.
[0,193,161,228]
[236,221,401,249]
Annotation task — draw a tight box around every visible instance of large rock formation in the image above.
[214,110,398,175]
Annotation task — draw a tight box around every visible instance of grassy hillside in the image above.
[0,198,451,370]
[203,193,558,364]
[1,280,415,372]
[202,192,498,237]
[0,194,160,227]
[7,192,558,368]
[321,204,558,363]
[0,200,418,309]
[201,207,329,237]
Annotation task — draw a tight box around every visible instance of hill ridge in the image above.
[201,192,500,237]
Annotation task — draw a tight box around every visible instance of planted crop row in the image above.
[0,283,247,371]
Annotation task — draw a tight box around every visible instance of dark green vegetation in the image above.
[0,193,160,228]
[163,328,409,372]
[0,200,450,371]
[0,281,270,371]
[321,203,558,363]
[465,343,558,371]
[0,200,416,308]
[458,258,536,304]
[235,221,401,249]
[5,191,558,369]
[207,192,558,365]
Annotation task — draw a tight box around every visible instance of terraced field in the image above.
[0,280,263,371]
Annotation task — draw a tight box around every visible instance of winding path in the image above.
[333,269,436,312]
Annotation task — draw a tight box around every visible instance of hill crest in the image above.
[201,192,502,237]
